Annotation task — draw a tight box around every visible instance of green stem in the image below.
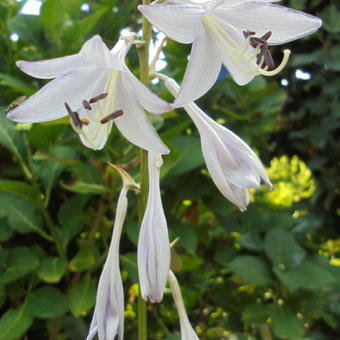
[137,1,152,339]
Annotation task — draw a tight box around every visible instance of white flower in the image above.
[86,164,140,340]
[159,74,271,211]
[138,152,170,303]
[139,0,322,106]
[168,270,199,340]
[8,33,171,152]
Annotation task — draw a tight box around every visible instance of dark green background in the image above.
[0,0,339,339]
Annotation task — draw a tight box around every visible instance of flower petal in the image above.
[114,74,169,154]
[122,71,172,114]
[88,187,128,340]
[138,4,205,44]
[16,35,114,80]
[168,271,199,340]
[138,153,170,303]
[173,24,222,107]
[214,2,322,44]
[7,68,108,123]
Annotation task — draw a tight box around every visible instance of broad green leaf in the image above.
[238,231,262,252]
[28,124,65,151]
[274,260,335,291]
[68,276,96,317]
[69,247,98,272]
[180,254,203,272]
[322,5,340,33]
[0,73,35,95]
[40,0,66,37]
[0,247,39,284]
[0,218,12,242]
[271,306,305,339]
[0,114,28,173]
[0,180,42,209]
[171,224,197,254]
[0,305,33,340]
[60,180,108,194]
[58,195,90,250]
[27,286,68,318]
[228,256,272,286]
[0,192,49,240]
[264,228,305,269]
[37,257,67,283]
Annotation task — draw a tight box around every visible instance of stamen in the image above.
[89,93,108,104]
[82,100,92,110]
[257,49,291,76]
[100,110,124,124]
[65,102,83,128]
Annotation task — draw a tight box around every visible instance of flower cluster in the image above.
[7,1,321,338]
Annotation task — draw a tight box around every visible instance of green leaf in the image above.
[0,218,13,242]
[0,247,39,284]
[58,195,90,250]
[165,135,204,178]
[238,231,262,252]
[69,247,98,272]
[0,192,49,240]
[264,228,305,269]
[0,305,33,340]
[37,257,67,283]
[60,180,108,194]
[0,114,28,174]
[68,276,96,317]
[274,260,335,291]
[171,224,197,254]
[322,5,340,33]
[228,256,272,286]
[180,254,203,272]
[40,0,66,37]
[27,286,68,318]
[271,306,305,339]
[0,73,36,96]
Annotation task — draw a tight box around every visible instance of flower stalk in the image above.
[138,1,153,338]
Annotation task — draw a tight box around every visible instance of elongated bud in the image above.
[138,152,170,303]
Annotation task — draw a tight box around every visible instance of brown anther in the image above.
[89,93,108,104]
[6,96,27,113]
[65,102,83,128]
[82,100,92,111]
[244,30,275,69]
[100,110,124,124]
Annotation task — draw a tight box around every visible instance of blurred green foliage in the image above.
[0,0,339,339]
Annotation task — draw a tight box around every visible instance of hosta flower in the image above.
[7,33,171,153]
[139,0,322,106]
[138,152,170,302]
[159,74,271,211]
[168,270,199,340]
[86,164,140,340]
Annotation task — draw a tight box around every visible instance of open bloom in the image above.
[8,33,171,152]
[159,74,271,211]
[139,0,322,106]
[138,152,170,302]
[168,270,199,339]
[86,165,140,340]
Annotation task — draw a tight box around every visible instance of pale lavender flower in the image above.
[139,0,322,106]
[86,165,139,340]
[159,74,271,211]
[169,270,199,339]
[138,152,170,302]
[8,33,170,152]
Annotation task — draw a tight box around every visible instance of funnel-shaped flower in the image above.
[168,270,199,339]
[139,0,322,106]
[86,165,139,340]
[138,152,170,302]
[160,74,271,211]
[8,34,171,153]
